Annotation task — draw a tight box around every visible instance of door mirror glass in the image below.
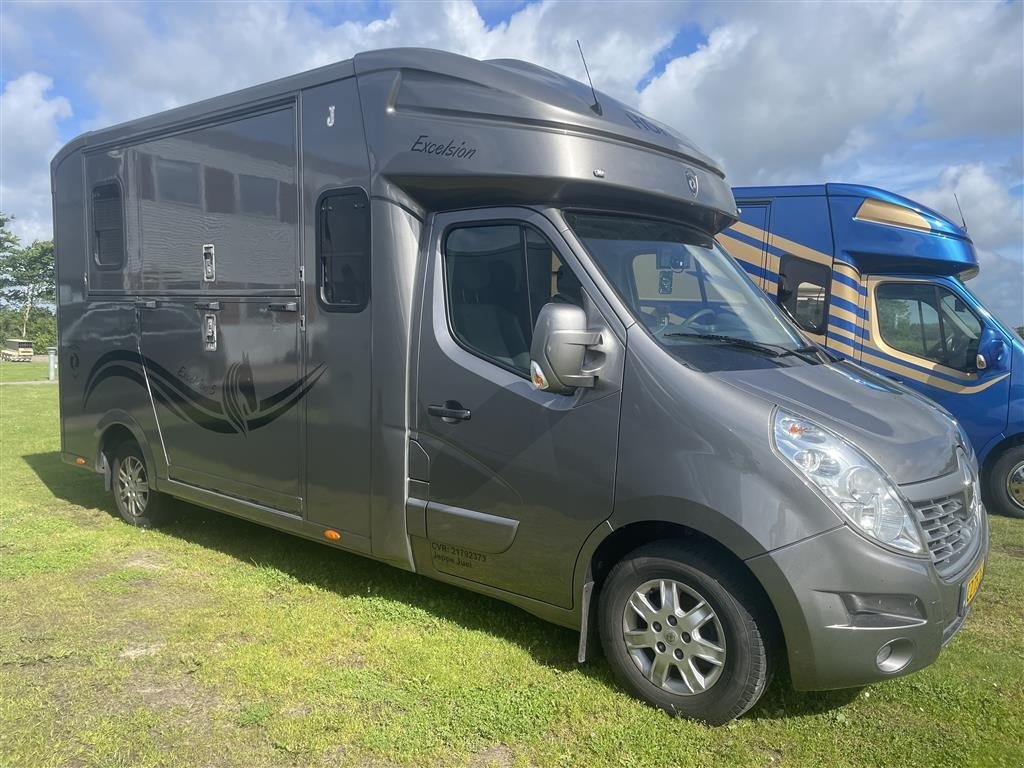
[529,303,601,394]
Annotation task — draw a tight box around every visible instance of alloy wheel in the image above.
[117,455,149,518]
[622,578,726,695]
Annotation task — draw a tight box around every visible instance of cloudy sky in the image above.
[2,0,1022,326]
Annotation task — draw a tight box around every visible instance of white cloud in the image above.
[911,163,1024,328]
[70,0,688,128]
[913,163,1023,251]
[637,0,1024,184]
[0,72,72,242]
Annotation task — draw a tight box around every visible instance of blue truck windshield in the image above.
[566,212,819,370]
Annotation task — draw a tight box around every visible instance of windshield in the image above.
[565,212,819,371]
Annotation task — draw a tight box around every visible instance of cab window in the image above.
[444,223,577,376]
[778,254,830,334]
[875,282,982,371]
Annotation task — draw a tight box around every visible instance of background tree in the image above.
[0,213,56,349]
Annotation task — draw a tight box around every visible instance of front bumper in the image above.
[747,508,988,691]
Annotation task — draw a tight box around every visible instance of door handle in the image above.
[428,401,472,423]
[268,301,298,312]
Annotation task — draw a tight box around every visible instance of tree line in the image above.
[0,213,56,352]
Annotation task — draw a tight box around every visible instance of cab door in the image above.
[867,277,1011,447]
[414,208,623,609]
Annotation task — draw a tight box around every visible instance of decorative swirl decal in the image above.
[84,350,325,435]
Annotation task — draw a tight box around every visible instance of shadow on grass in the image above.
[25,449,859,721]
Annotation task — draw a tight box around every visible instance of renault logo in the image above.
[686,169,699,197]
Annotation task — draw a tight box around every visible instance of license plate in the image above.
[961,560,985,612]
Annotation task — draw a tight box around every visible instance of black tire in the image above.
[598,540,774,725]
[986,445,1024,519]
[111,441,172,528]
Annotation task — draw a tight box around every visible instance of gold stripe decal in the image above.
[729,221,833,266]
[854,198,932,233]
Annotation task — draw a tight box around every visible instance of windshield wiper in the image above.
[662,332,784,357]
[663,333,830,364]
[777,344,826,363]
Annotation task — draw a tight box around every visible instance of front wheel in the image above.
[598,541,774,725]
[111,441,172,528]
[987,445,1024,519]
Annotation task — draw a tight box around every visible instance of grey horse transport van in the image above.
[51,48,988,724]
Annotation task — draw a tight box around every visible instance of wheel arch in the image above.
[980,430,1024,470]
[574,509,785,664]
[94,411,159,490]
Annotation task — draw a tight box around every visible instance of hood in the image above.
[715,360,959,484]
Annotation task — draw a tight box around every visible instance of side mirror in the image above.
[976,333,1007,372]
[529,303,601,394]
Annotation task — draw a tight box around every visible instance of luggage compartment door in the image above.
[138,298,307,513]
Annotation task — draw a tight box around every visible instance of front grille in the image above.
[913,492,978,577]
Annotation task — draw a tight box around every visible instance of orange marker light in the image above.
[75,457,87,465]
[323,529,341,541]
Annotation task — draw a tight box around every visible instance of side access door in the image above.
[139,299,306,512]
[414,208,624,609]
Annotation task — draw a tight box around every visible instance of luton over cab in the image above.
[52,49,988,724]
[725,184,1024,519]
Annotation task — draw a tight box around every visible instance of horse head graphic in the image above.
[225,355,258,434]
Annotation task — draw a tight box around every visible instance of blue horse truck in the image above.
[722,184,1023,518]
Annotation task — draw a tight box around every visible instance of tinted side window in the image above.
[445,223,572,376]
[91,182,125,269]
[778,255,831,333]
[876,282,981,371]
[318,190,370,311]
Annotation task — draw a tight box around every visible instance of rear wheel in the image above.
[111,441,172,528]
[598,541,773,725]
[987,445,1024,519]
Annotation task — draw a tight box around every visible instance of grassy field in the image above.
[0,360,55,383]
[1,383,1022,768]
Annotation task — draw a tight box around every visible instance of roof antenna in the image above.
[577,40,603,116]
[953,192,968,231]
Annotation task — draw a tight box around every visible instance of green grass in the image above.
[1,383,1022,767]
[0,360,55,383]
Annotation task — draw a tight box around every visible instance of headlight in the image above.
[773,409,925,555]
[960,450,983,524]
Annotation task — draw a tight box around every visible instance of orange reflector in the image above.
[75,457,87,465]
[323,529,341,541]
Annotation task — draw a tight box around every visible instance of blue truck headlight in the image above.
[773,409,925,555]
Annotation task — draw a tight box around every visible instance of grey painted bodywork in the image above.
[53,47,985,693]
